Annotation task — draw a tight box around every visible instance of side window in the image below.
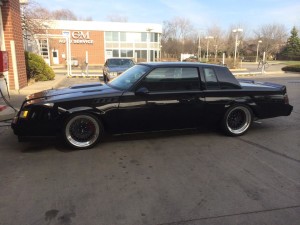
[214,67,241,89]
[140,67,200,92]
[203,68,220,90]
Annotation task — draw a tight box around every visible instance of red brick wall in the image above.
[48,29,105,65]
[1,0,27,90]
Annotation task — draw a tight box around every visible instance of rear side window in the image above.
[203,68,220,90]
[214,67,241,89]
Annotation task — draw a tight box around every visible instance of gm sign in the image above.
[59,31,94,44]
[72,31,90,39]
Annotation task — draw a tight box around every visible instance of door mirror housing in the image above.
[135,87,149,96]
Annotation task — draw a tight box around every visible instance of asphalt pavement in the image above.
[0,67,300,225]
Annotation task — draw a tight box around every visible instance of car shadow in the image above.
[17,120,288,153]
[19,126,219,153]
[104,126,218,143]
[19,137,75,153]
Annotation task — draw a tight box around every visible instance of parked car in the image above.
[12,62,293,149]
[183,56,198,62]
[103,58,135,82]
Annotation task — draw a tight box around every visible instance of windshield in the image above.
[108,65,150,91]
[107,59,134,67]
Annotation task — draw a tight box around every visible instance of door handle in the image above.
[179,97,194,103]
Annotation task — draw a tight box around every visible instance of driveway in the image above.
[0,75,299,225]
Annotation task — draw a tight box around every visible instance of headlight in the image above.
[19,110,29,118]
[43,103,54,107]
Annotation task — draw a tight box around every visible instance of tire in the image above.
[103,73,109,83]
[63,113,103,149]
[222,105,253,136]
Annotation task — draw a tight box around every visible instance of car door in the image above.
[117,66,205,132]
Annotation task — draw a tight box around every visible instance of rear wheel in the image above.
[63,113,103,149]
[222,105,253,136]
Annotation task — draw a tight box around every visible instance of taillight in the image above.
[284,94,289,104]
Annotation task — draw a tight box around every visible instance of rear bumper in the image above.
[253,104,293,119]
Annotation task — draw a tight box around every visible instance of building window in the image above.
[141,32,147,42]
[120,32,126,42]
[127,50,133,57]
[113,50,119,57]
[154,33,159,42]
[105,31,119,41]
[149,33,159,42]
[39,39,49,59]
[112,32,119,41]
[120,50,134,58]
[105,32,112,41]
[141,50,147,59]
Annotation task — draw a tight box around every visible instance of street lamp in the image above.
[214,44,218,62]
[146,28,153,62]
[232,28,243,67]
[256,40,262,63]
[205,36,214,62]
[197,35,201,61]
[197,31,203,62]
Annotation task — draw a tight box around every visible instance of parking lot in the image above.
[0,75,300,225]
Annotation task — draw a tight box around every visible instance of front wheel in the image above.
[63,113,103,149]
[222,105,253,136]
[103,73,109,83]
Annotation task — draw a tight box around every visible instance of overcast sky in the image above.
[36,0,300,32]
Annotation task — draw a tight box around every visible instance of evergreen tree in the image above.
[281,26,300,58]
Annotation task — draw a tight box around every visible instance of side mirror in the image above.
[135,87,149,96]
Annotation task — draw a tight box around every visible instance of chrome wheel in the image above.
[224,105,252,135]
[65,114,101,149]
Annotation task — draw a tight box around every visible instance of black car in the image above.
[12,62,293,149]
[103,58,135,82]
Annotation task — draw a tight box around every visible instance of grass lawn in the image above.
[272,60,300,65]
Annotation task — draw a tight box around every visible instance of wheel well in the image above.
[60,109,106,131]
[227,100,257,118]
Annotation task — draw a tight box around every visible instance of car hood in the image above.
[107,65,131,72]
[25,82,122,103]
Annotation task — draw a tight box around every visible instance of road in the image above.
[0,75,299,225]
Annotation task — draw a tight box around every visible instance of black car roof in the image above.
[138,62,227,68]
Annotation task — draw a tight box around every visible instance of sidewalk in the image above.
[10,74,66,96]
[0,104,16,121]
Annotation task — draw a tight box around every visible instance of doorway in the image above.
[52,49,59,64]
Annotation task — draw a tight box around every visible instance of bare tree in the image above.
[21,1,80,39]
[107,15,128,22]
[20,1,51,39]
[206,25,226,60]
[21,0,93,53]
[51,9,78,20]
[223,24,247,58]
[254,23,288,58]
[162,17,196,58]
[79,16,93,21]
